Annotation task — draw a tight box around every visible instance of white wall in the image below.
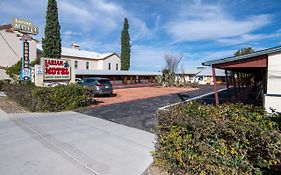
[67,58,99,70]
[0,30,37,79]
[265,52,281,112]
[196,76,214,85]
[102,54,121,70]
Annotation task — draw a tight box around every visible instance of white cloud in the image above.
[217,31,281,45]
[63,30,82,36]
[165,1,271,43]
[130,45,174,71]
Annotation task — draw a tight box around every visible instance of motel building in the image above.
[176,66,226,85]
[203,45,281,112]
[0,23,160,85]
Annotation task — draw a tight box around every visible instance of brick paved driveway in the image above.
[79,85,225,132]
[93,87,196,106]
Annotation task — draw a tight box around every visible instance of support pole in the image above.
[212,67,219,105]
[225,69,230,101]
[233,72,237,96]
[237,73,241,92]
[225,69,229,89]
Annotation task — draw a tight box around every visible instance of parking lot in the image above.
[93,87,196,106]
[79,85,226,132]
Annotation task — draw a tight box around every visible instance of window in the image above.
[108,63,111,70]
[86,62,89,70]
[75,61,78,69]
[116,64,118,70]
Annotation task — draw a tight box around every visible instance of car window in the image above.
[98,79,111,85]
[85,79,96,83]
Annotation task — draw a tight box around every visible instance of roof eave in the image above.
[202,45,281,66]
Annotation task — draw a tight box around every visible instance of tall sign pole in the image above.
[12,18,38,81]
[20,34,32,80]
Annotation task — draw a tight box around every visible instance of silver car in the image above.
[82,77,113,96]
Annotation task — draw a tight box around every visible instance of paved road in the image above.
[0,110,155,175]
[79,85,226,132]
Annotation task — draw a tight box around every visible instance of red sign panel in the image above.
[43,58,71,80]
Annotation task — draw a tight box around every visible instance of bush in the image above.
[5,59,21,79]
[154,102,281,174]
[0,79,11,91]
[4,83,93,112]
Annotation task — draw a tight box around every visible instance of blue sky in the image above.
[1,0,281,71]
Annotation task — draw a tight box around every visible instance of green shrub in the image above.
[0,79,11,91]
[4,83,93,112]
[5,59,21,79]
[154,102,281,175]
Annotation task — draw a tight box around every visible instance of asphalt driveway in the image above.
[0,110,155,175]
[79,85,226,132]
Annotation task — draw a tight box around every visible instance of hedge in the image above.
[154,102,281,174]
[0,79,11,91]
[4,83,93,112]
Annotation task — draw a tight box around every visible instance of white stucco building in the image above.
[0,24,37,79]
[176,67,225,85]
[37,43,121,72]
[0,24,121,80]
[203,46,281,112]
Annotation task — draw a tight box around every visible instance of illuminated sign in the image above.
[43,58,71,80]
[12,18,39,35]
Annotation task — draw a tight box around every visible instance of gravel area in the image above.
[143,165,168,175]
[0,96,28,113]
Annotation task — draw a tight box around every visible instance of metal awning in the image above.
[202,45,281,66]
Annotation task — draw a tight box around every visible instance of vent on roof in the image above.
[71,43,80,50]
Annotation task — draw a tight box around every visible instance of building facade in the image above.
[203,45,281,112]
[0,24,37,79]
[37,44,121,72]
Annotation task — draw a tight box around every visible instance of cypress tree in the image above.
[42,0,61,58]
[121,18,131,70]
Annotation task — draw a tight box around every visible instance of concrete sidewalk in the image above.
[0,110,155,175]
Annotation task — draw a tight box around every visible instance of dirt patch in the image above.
[93,87,197,106]
[0,96,28,113]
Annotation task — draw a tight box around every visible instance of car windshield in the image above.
[85,79,96,83]
[98,79,111,85]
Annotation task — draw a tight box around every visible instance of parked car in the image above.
[75,78,83,84]
[82,77,113,95]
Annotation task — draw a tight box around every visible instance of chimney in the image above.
[71,43,80,50]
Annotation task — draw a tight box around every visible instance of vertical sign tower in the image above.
[12,18,38,81]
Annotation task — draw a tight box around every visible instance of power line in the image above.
[0,31,20,58]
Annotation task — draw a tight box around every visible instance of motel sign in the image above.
[12,18,38,80]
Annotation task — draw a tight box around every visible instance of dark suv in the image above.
[82,77,113,95]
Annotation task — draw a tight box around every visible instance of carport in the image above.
[203,46,281,112]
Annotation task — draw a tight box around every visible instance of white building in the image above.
[37,43,121,72]
[203,45,281,112]
[0,24,37,79]
[176,67,225,85]
[0,24,121,79]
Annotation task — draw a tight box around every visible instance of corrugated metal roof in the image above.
[37,44,117,60]
[76,69,162,76]
[176,69,201,75]
[202,45,281,66]
[196,67,225,76]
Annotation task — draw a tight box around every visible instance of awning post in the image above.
[237,73,241,92]
[212,67,219,105]
[233,72,237,96]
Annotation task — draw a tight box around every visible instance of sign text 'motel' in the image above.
[12,18,39,35]
[43,58,71,80]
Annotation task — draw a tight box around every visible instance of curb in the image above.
[158,88,228,110]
